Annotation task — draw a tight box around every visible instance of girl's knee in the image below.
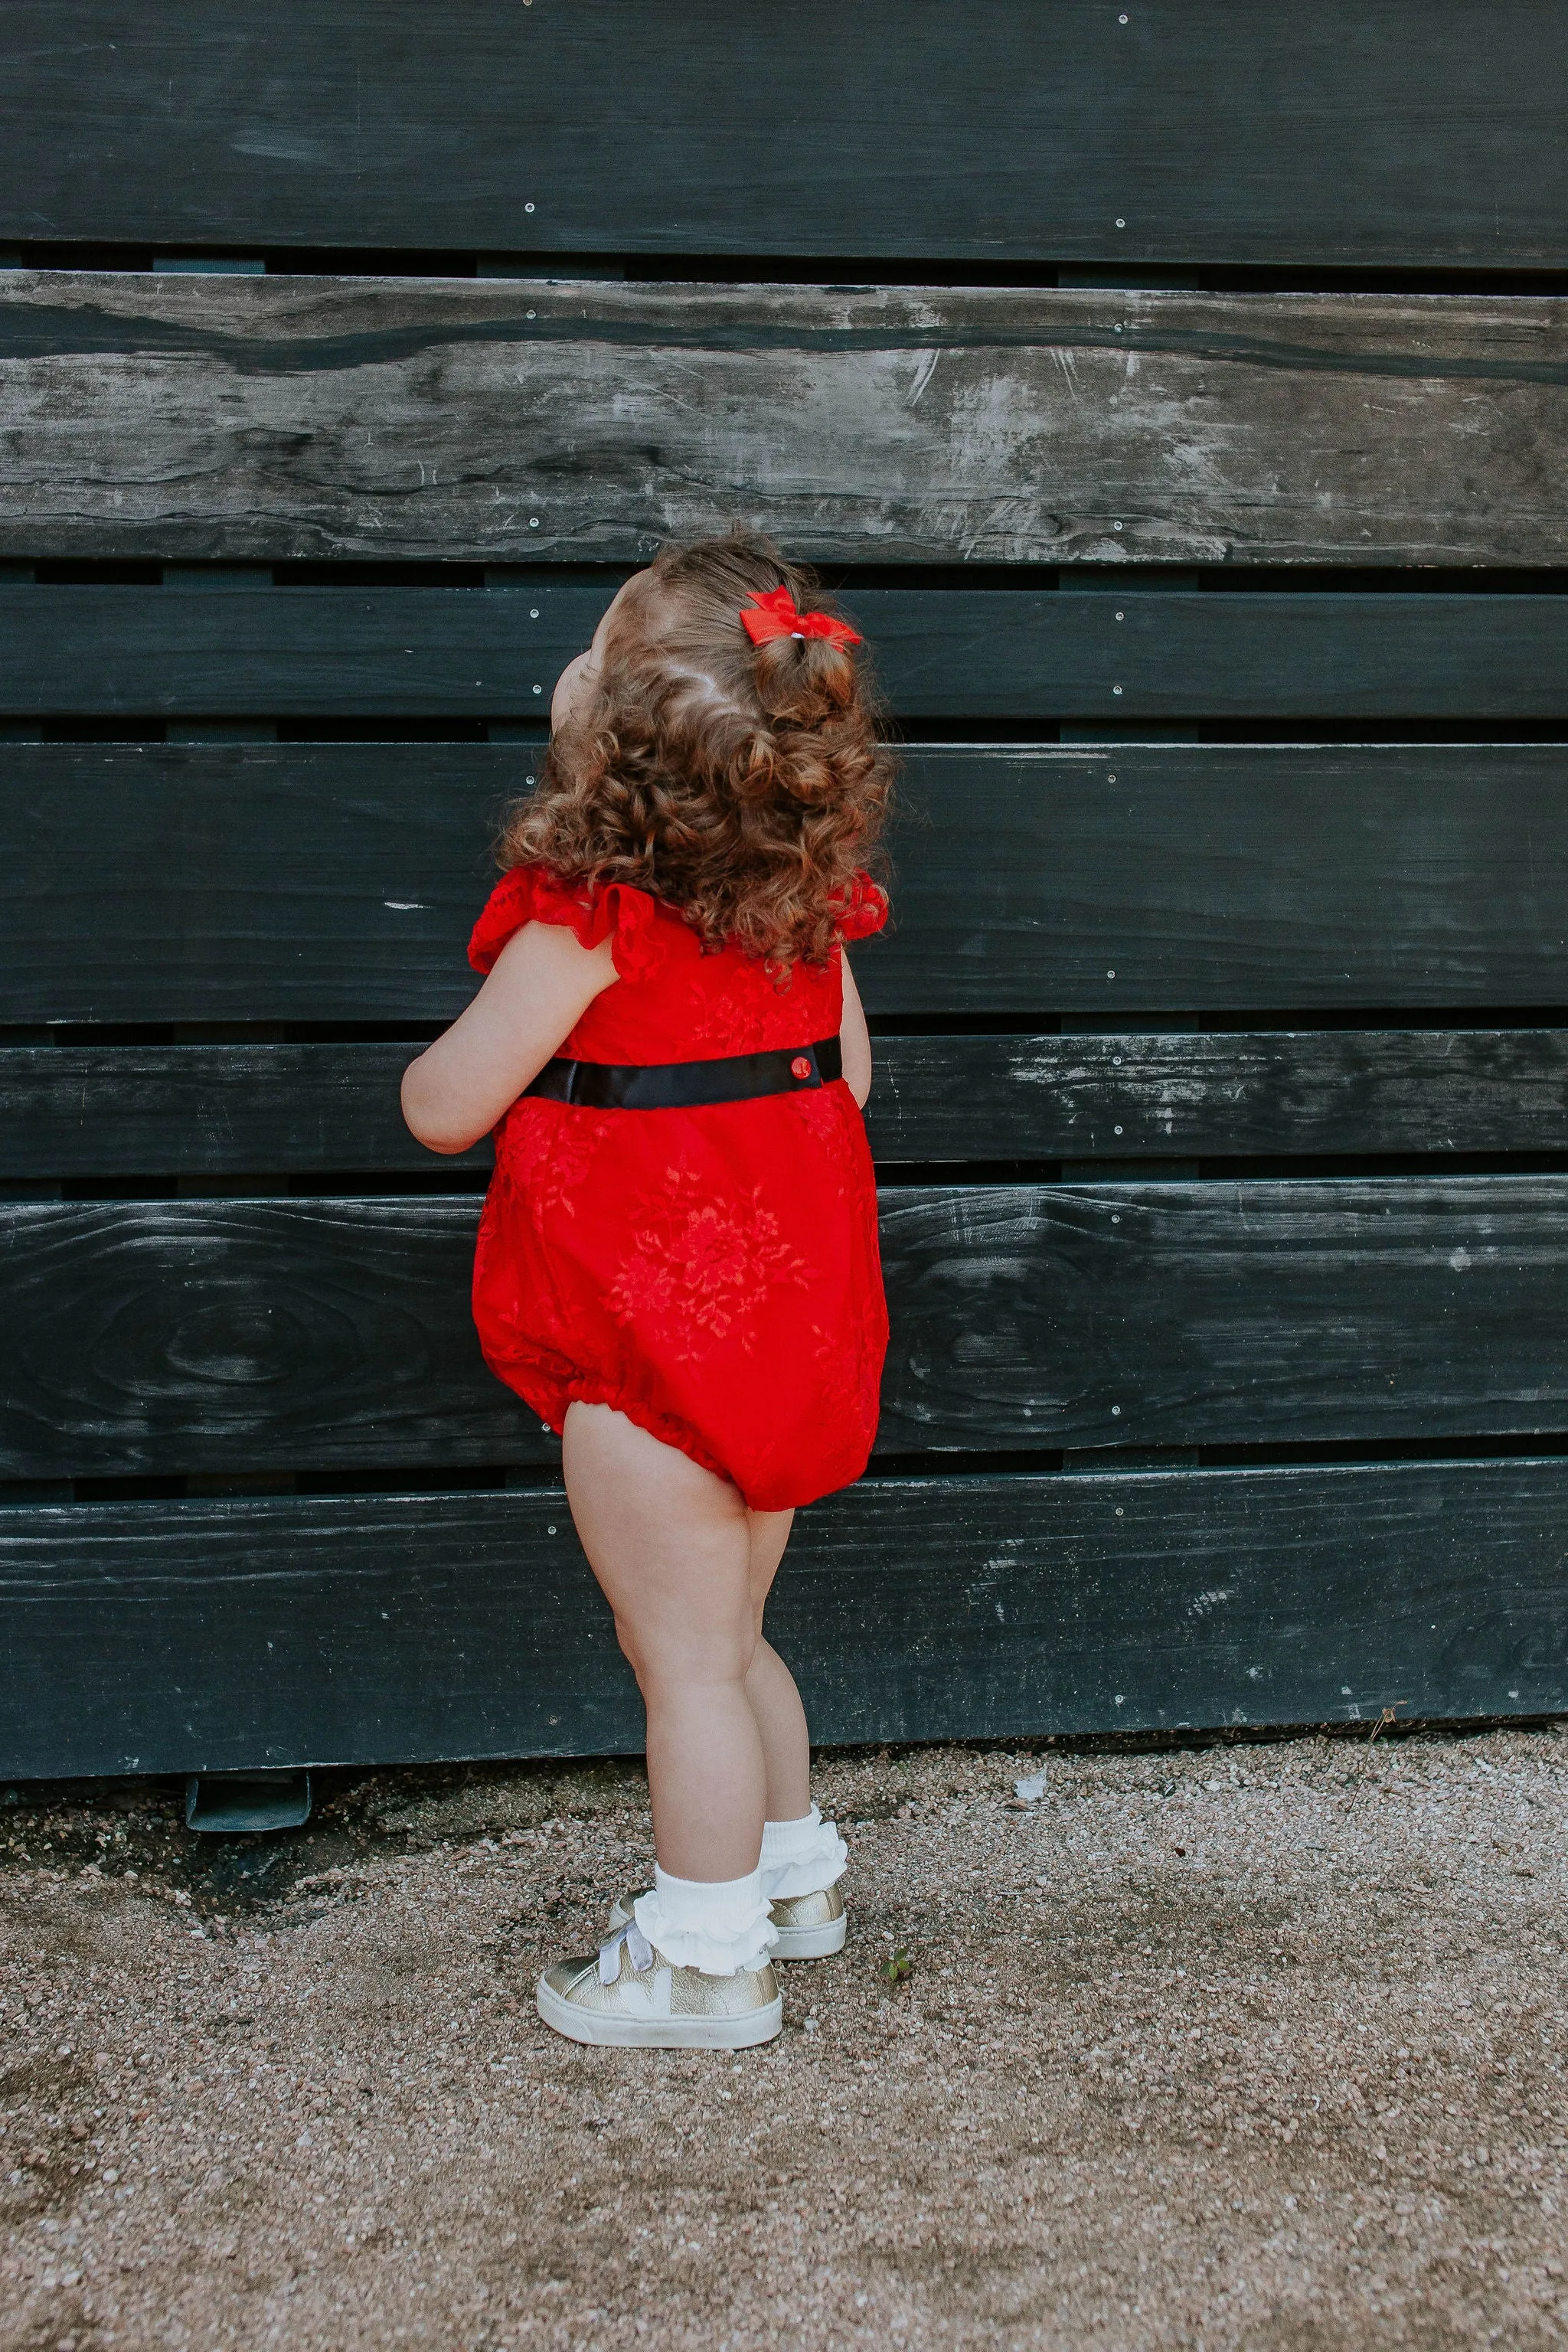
[622,1619,758,1695]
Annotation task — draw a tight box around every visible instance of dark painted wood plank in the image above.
[5,277,1568,566]
[0,1046,491,1178]
[2,2,1565,266]
[1,743,508,1026]
[893,746,1568,1016]
[874,1178,1568,1455]
[0,581,605,721]
[5,1031,1568,1180]
[867,1031,1568,1166]
[0,1198,543,1478]
[8,743,1568,1023]
[2,1181,1564,1477]
[859,590,1568,724]
[17,583,1568,720]
[4,1459,1566,1776]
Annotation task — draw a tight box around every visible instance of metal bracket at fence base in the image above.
[184,1770,313,1834]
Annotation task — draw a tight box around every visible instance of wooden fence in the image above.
[3,4,1566,1777]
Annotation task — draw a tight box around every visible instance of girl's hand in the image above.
[838,951,873,1109]
[400,922,619,1153]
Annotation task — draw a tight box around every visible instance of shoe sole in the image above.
[606,1901,848,1962]
[773,1913,848,1960]
[536,1977,783,2050]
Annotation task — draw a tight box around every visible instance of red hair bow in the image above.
[740,584,863,650]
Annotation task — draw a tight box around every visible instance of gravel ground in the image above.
[3,1724,1568,2350]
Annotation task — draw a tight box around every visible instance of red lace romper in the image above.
[467,864,890,1512]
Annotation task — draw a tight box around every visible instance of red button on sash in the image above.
[790,1055,812,1080]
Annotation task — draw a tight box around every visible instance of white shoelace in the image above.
[598,1920,655,1984]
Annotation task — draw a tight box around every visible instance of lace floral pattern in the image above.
[501,1100,607,1227]
[606,1165,811,1360]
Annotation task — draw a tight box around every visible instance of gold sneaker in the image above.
[608,1882,847,1961]
[537,1922,782,2050]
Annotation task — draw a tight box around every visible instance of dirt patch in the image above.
[2,1726,1567,2348]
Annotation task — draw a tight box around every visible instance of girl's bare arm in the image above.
[400,923,618,1154]
[838,951,873,1109]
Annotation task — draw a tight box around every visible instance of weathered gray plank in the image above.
[7,743,1568,1023]
[15,582,1568,720]
[5,1031,1566,1180]
[2,3,1566,266]
[5,1459,1566,1776]
[2,1181,1563,1478]
[5,276,1568,565]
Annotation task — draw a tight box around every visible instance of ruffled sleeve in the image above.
[467,864,662,982]
[833,870,890,943]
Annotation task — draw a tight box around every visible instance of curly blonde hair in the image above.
[495,534,893,972]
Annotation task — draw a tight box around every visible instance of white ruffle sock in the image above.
[759,1804,849,1901]
[633,1866,776,1977]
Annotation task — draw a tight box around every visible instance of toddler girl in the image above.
[401,536,892,2048]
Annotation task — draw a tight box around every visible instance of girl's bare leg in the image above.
[562,1400,767,1881]
[743,1508,812,1823]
